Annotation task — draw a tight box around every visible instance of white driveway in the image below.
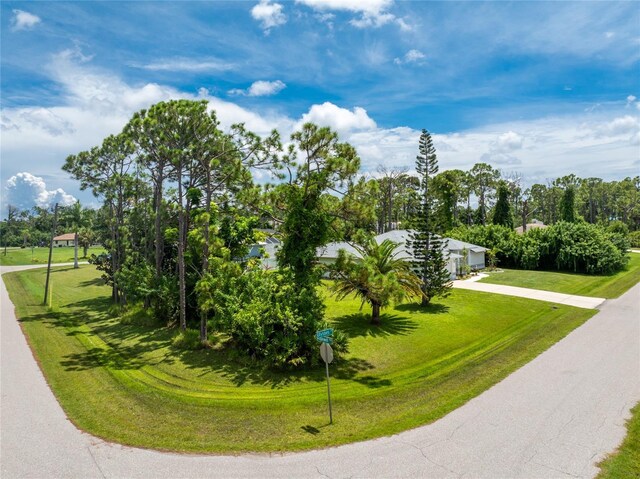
[1,266,638,478]
[452,275,606,309]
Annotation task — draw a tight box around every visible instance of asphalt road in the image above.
[1,266,638,478]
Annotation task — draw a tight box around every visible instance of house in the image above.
[515,219,547,234]
[52,233,76,247]
[317,230,486,279]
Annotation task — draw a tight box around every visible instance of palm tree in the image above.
[329,238,423,325]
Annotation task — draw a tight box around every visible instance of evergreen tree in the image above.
[408,129,451,306]
[492,182,513,228]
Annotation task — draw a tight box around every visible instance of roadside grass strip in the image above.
[597,401,640,478]
[479,254,640,299]
[4,265,595,452]
[0,246,106,266]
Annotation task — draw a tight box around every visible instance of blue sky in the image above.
[1,1,639,211]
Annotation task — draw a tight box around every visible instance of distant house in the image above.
[52,233,75,247]
[317,230,487,279]
[515,219,547,234]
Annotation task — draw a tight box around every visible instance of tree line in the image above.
[1,99,637,368]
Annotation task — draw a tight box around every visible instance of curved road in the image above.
[1,265,639,478]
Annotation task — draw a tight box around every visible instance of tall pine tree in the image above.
[409,129,451,306]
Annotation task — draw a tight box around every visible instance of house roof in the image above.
[53,233,75,241]
[316,230,474,261]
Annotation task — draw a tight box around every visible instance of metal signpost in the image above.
[317,328,334,424]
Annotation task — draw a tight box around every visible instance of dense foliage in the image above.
[449,222,628,274]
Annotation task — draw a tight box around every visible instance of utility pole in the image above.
[43,203,59,305]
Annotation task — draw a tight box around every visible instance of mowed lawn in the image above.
[4,265,595,453]
[0,246,105,266]
[479,254,640,299]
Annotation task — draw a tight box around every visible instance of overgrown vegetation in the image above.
[449,222,629,274]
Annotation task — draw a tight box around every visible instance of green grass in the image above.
[478,254,640,299]
[597,402,640,478]
[4,265,595,453]
[0,246,105,266]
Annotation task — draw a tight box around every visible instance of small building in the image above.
[53,233,76,247]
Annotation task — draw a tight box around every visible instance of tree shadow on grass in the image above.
[395,302,450,315]
[332,312,418,339]
[177,346,389,391]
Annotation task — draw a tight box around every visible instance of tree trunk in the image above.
[73,231,79,268]
[371,302,381,325]
[177,171,187,331]
[154,176,164,278]
[200,174,212,343]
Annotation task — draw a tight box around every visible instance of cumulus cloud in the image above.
[479,131,524,165]
[229,80,287,97]
[394,49,426,65]
[296,0,404,29]
[298,102,376,135]
[251,0,287,33]
[4,172,75,211]
[11,9,41,31]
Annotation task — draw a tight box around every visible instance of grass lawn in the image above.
[478,254,640,299]
[4,265,595,453]
[597,401,640,478]
[0,246,105,266]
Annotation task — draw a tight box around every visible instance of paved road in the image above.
[1,266,638,478]
[453,274,606,309]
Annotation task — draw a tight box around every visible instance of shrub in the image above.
[449,222,628,274]
[629,231,640,249]
[198,265,347,368]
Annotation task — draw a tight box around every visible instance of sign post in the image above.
[317,328,335,424]
[320,342,333,424]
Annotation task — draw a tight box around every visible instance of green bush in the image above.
[449,222,628,274]
[198,265,347,368]
[629,231,640,248]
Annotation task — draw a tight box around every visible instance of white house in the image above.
[52,233,75,247]
[316,230,486,279]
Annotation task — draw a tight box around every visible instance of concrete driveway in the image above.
[452,274,606,309]
[1,266,638,478]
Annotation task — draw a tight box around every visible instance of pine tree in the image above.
[408,129,452,306]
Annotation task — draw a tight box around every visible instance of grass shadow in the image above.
[332,312,418,338]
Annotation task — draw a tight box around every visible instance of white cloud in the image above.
[229,80,287,97]
[298,102,376,135]
[394,49,426,65]
[4,172,75,211]
[590,115,640,141]
[296,0,402,29]
[251,0,287,32]
[10,9,41,31]
[2,47,638,208]
[132,58,234,72]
